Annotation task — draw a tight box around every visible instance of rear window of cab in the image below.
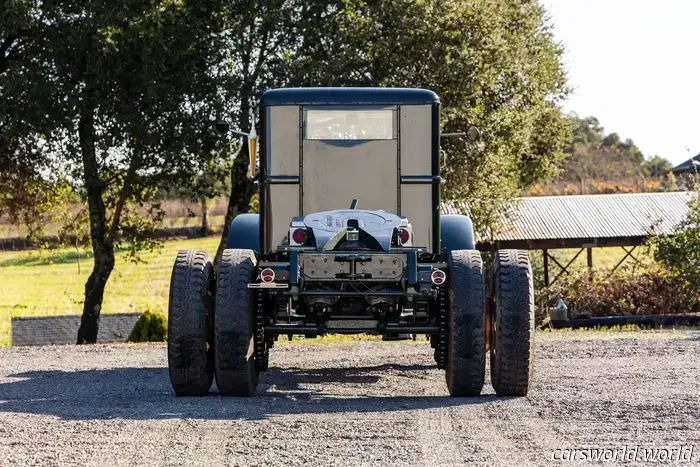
[304,109,396,140]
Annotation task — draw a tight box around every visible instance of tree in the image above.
[212,0,570,256]
[0,0,228,343]
[287,0,570,232]
[559,114,653,186]
[568,114,604,150]
[174,155,233,236]
[643,155,673,178]
[1,1,64,237]
[212,1,338,264]
[650,192,700,309]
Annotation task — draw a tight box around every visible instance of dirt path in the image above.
[1,331,699,466]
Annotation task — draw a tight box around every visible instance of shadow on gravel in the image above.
[0,364,494,421]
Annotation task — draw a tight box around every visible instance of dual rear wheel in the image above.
[445,249,535,397]
[168,249,260,397]
[167,247,533,398]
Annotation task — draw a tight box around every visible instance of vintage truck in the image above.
[167,88,534,397]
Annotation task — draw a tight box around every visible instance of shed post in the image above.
[543,249,550,287]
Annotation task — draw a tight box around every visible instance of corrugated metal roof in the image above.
[441,192,693,242]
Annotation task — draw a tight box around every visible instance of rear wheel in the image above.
[490,250,535,396]
[445,250,486,397]
[167,250,215,396]
[215,249,259,396]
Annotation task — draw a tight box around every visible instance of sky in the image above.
[541,0,700,165]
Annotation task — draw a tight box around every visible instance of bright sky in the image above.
[541,0,700,165]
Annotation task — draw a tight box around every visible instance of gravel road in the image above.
[1,331,699,466]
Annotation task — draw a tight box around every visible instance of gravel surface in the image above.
[1,331,700,466]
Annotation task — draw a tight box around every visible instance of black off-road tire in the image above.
[215,249,259,396]
[167,250,215,396]
[490,250,535,397]
[446,250,486,397]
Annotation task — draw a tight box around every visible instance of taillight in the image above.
[397,228,410,245]
[260,268,275,283]
[431,269,446,285]
[292,228,307,244]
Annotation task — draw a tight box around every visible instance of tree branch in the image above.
[250,28,270,84]
[107,161,138,245]
[0,35,17,56]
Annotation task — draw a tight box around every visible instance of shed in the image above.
[441,192,693,286]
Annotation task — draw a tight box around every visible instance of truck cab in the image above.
[259,87,442,253]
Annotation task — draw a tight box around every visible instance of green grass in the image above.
[529,246,653,286]
[0,236,220,346]
[0,215,227,239]
[0,241,661,347]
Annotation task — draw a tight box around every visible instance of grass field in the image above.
[530,245,652,284]
[0,237,220,346]
[0,239,649,347]
[0,215,227,239]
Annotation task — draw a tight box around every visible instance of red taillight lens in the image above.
[292,228,307,244]
[431,269,446,285]
[397,228,410,244]
[260,268,275,283]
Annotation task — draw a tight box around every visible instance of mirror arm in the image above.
[229,129,251,138]
[441,132,466,138]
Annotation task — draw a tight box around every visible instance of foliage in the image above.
[650,192,700,300]
[127,309,168,343]
[202,0,571,258]
[553,113,675,194]
[643,155,673,178]
[287,0,571,234]
[0,0,61,235]
[3,0,571,340]
[0,236,221,347]
[528,174,678,197]
[539,265,697,322]
[0,0,230,343]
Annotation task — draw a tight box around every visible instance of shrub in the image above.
[539,265,697,320]
[127,309,168,343]
[649,192,700,301]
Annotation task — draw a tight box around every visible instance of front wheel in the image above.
[490,250,535,396]
[214,249,259,396]
[445,250,486,397]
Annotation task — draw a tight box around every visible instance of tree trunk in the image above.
[200,197,209,236]
[77,109,115,344]
[215,97,256,267]
[215,148,255,266]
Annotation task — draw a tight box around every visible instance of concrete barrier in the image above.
[11,313,141,346]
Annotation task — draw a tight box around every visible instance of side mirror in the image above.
[466,125,481,142]
[441,125,481,142]
[215,120,230,134]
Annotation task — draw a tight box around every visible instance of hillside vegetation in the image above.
[528,114,679,196]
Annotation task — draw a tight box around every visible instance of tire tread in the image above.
[167,250,215,396]
[490,249,535,396]
[446,250,486,397]
[215,248,259,396]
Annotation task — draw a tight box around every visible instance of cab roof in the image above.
[261,87,439,106]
